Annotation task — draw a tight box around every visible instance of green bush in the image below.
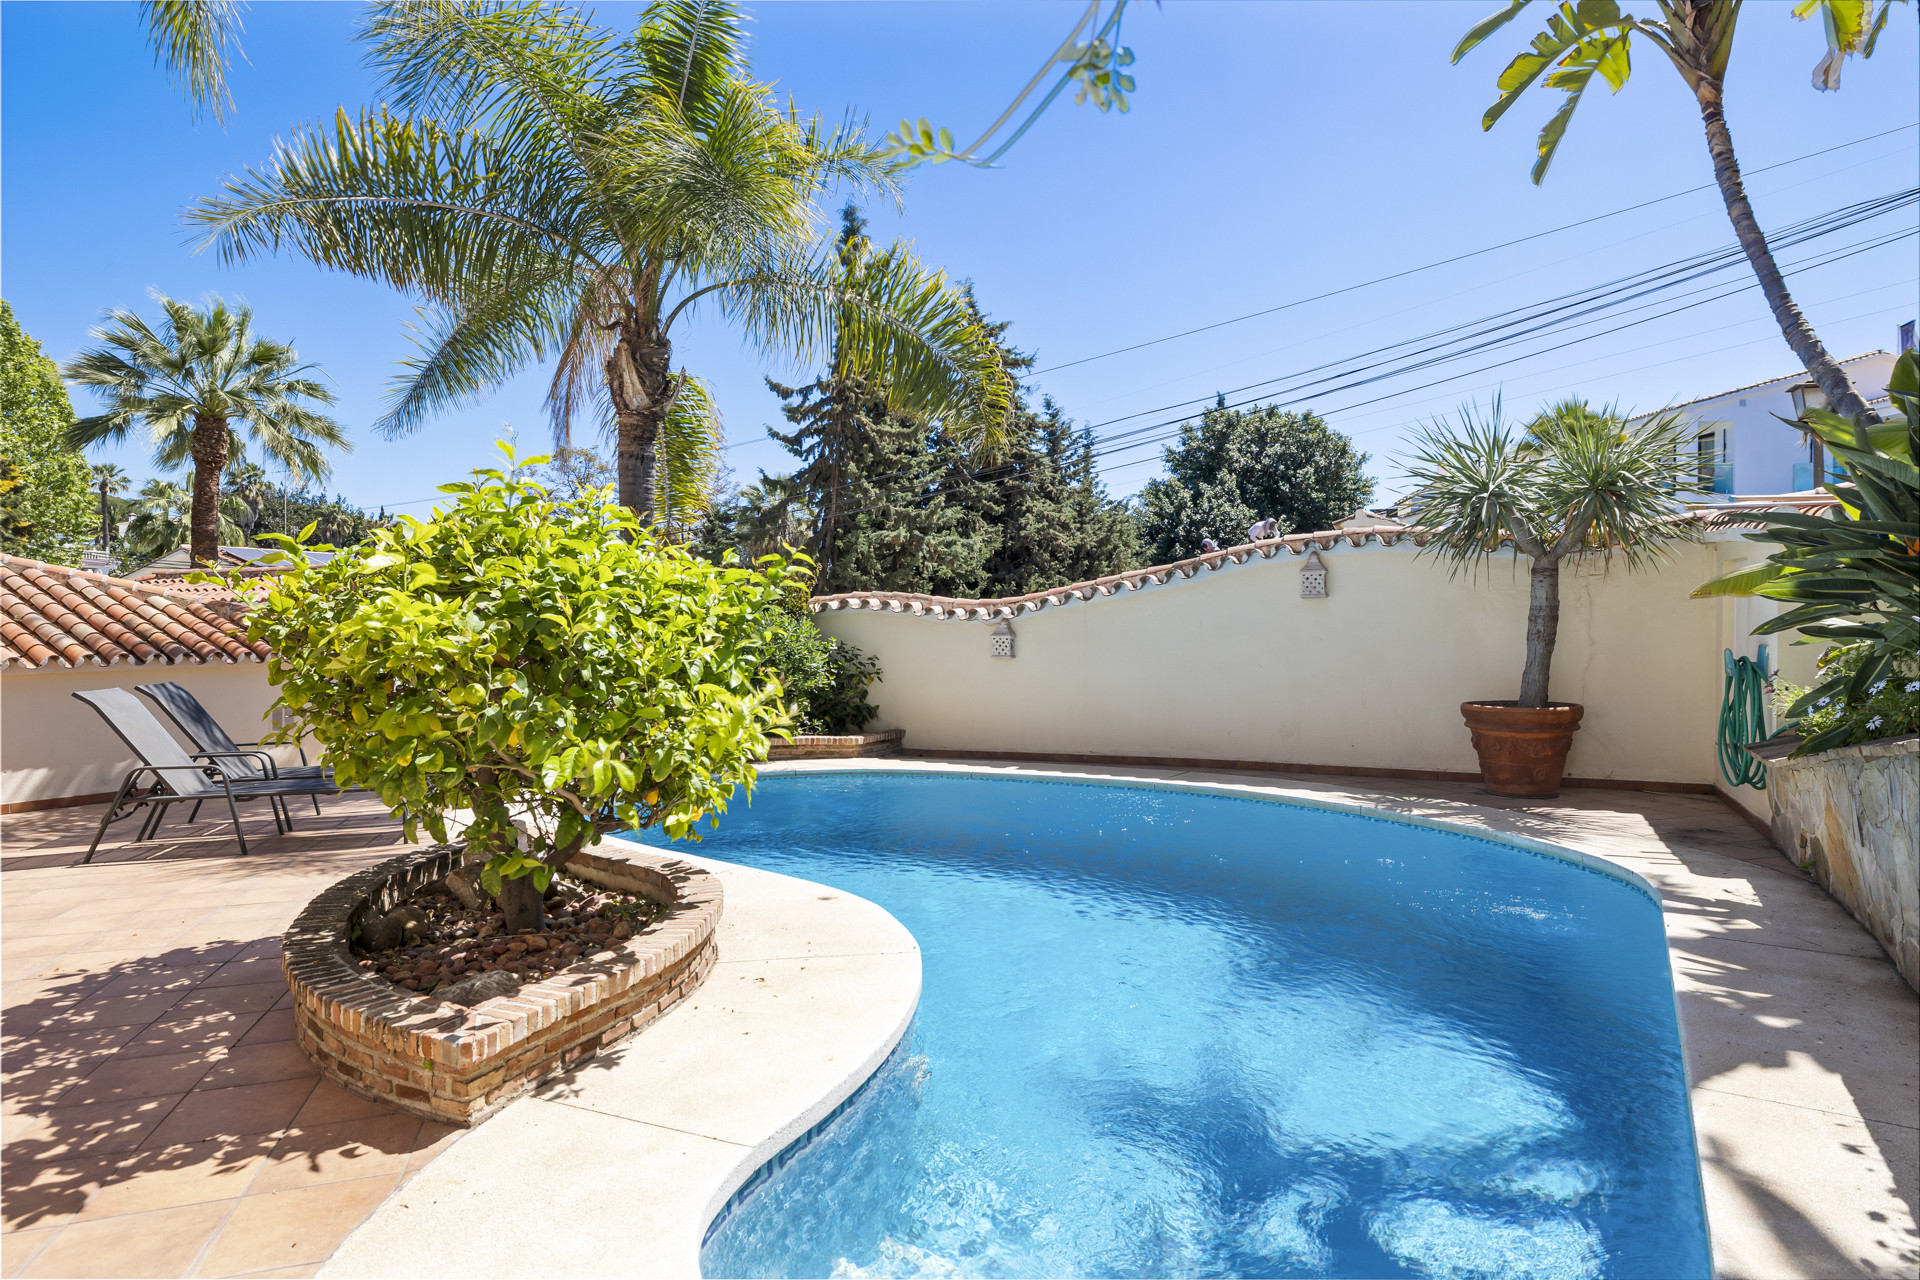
[0,301,95,564]
[1774,645,1920,750]
[761,610,880,735]
[246,447,802,895]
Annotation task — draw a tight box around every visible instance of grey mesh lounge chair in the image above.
[136,680,329,816]
[72,688,340,862]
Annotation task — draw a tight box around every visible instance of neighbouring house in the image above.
[0,554,296,811]
[129,544,336,577]
[1630,348,1897,498]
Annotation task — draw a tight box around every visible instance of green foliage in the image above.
[1773,646,1920,751]
[1136,400,1374,563]
[535,446,616,504]
[247,445,802,888]
[120,479,246,566]
[0,301,96,565]
[1693,351,1920,753]
[759,610,880,735]
[141,0,245,123]
[244,484,387,548]
[188,0,1014,524]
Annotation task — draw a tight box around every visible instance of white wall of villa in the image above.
[0,664,294,809]
[1639,349,1895,498]
[816,532,1810,810]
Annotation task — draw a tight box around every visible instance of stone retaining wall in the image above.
[767,728,905,760]
[1750,733,1918,991]
[283,841,722,1126]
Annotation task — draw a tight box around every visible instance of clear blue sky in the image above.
[3,1,1915,518]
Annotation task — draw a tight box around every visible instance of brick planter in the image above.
[282,840,721,1127]
[767,728,905,760]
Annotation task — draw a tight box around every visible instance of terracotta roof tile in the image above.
[0,554,271,671]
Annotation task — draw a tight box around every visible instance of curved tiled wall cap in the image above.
[320,846,921,1280]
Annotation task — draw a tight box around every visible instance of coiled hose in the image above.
[1719,647,1771,790]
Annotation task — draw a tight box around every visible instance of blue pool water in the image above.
[630,772,1708,1280]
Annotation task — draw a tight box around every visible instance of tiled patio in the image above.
[1,793,447,1279]
[3,768,1915,1278]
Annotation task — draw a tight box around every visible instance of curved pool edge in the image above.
[318,848,920,1280]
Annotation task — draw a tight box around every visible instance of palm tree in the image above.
[734,472,814,561]
[1399,398,1697,708]
[120,478,247,566]
[141,0,246,123]
[90,463,130,550]
[63,293,347,567]
[1452,0,1905,423]
[186,0,1013,528]
[223,460,273,541]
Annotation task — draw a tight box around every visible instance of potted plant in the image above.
[245,444,802,931]
[1401,400,1695,796]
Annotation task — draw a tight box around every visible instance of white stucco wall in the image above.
[816,536,1811,793]
[0,663,301,808]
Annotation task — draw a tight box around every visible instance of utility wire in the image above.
[1030,123,1919,375]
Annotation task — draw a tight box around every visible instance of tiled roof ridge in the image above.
[808,501,1841,621]
[0,554,271,671]
[810,521,1426,621]
[1627,349,1891,420]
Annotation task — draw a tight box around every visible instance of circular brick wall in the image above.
[283,840,721,1127]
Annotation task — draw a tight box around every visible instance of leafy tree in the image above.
[0,301,96,565]
[223,461,272,541]
[970,399,1142,595]
[1693,349,1919,753]
[535,445,616,504]
[1137,400,1374,563]
[248,486,388,547]
[189,0,1014,527]
[248,445,802,930]
[1399,398,1695,707]
[63,293,347,567]
[91,463,132,552]
[1453,0,1907,423]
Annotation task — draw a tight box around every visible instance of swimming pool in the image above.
[629,771,1708,1280]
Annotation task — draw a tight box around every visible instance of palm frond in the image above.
[653,372,725,538]
[142,0,244,123]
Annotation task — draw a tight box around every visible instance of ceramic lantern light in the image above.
[990,620,1016,658]
[1300,549,1328,598]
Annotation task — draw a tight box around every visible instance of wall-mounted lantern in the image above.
[990,620,1016,659]
[1300,549,1328,598]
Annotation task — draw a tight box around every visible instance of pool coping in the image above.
[322,758,1917,1280]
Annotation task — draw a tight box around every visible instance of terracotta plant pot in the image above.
[1460,701,1585,798]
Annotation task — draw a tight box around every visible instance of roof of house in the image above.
[0,554,272,672]
[129,545,334,578]
[808,500,1840,622]
[1626,350,1891,421]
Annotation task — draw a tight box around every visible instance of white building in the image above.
[1630,348,1898,498]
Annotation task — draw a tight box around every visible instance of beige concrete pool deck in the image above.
[5,759,1917,1278]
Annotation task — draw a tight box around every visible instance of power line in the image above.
[1029,123,1920,375]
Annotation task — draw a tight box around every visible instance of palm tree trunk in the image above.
[188,415,230,567]
[1518,555,1561,708]
[1693,75,1877,423]
[606,326,677,526]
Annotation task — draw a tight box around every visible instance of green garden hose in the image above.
[1718,647,1771,790]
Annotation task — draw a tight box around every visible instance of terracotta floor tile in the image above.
[165,984,287,1022]
[140,1080,316,1150]
[73,1138,277,1221]
[1,1023,139,1072]
[249,1115,424,1193]
[5,1093,184,1160]
[194,1044,316,1093]
[0,1154,112,1232]
[192,1176,397,1277]
[286,1082,393,1129]
[0,1227,57,1278]
[3,1063,119,1120]
[2,1111,38,1144]
[401,1121,462,1172]
[118,1013,262,1061]
[55,990,192,1032]
[233,1011,293,1048]
[0,972,110,1015]
[52,1051,216,1108]
[19,1199,233,1279]
[196,958,286,990]
[230,1266,320,1278]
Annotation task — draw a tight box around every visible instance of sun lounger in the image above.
[72,688,341,862]
[136,680,330,815]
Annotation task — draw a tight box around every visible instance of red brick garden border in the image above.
[282,840,721,1127]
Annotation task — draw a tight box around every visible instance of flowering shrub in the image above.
[759,609,880,734]
[1774,644,1920,750]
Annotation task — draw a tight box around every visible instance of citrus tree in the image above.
[248,444,801,929]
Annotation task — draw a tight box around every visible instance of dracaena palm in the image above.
[1400,397,1697,707]
[187,0,1015,529]
[63,292,348,567]
[1453,0,1906,424]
